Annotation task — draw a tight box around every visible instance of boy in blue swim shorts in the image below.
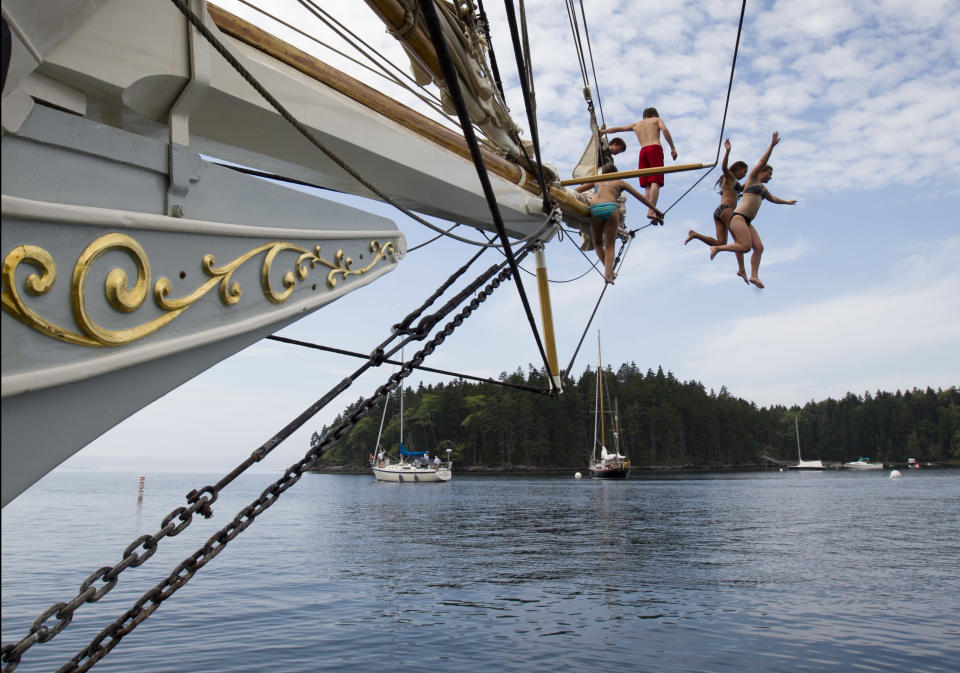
[576,173,664,283]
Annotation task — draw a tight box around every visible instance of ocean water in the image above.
[2,469,959,673]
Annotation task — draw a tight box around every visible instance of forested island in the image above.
[311,364,959,471]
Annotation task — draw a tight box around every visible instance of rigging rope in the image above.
[212,161,556,251]
[629,0,747,228]
[562,235,634,379]
[169,0,536,248]
[418,0,558,392]
[503,0,552,213]
[576,0,605,127]
[267,335,552,396]
[235,0,448,119]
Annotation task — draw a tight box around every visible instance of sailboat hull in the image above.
[589,463,630,480]
[371,463,452,482]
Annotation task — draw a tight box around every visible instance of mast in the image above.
[795,416,801,463]
[400,349,405,449]
[598,333,606,451]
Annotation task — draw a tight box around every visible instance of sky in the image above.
[45,0,960,479]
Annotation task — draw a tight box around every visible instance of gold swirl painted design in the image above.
[1,233,396,348]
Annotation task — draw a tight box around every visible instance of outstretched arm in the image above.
[659,119,678,160]
[749,131,780,180]
[765,192,797,205]
[623,183,664,218]
[721,138,731,178]
[601,123,634,134]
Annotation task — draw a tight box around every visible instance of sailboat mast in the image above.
[598,334,606,450]
[400,348,404,447]
[795,416,801,463]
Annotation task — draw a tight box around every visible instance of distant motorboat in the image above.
[843,457,884,470]
[787,417,825,470]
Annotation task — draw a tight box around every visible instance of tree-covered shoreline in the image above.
[310,364,960,470]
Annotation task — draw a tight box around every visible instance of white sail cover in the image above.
[600,447,625,461]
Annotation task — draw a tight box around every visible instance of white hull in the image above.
[788,460,825,470]
[843,461,884,470]
[372,463,452,482]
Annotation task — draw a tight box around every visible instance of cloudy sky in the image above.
[52,0,959,478]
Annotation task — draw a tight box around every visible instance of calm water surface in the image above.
[2,469,959,672]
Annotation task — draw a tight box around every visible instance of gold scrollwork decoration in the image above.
[1,233,397,348]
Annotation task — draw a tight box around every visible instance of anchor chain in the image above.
[45,262,517,673]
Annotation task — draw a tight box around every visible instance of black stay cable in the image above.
[166,0,512,248]
[267,335,552,396]
[632,0,747,229]
[476,0,506,101]
[417,0,557,392]
[561,235,633,379]
[502,0,551,213]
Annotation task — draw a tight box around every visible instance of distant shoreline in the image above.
[307,460,958,475]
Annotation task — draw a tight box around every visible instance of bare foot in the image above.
[736,270,748,284]
[709,246,719,260]
[749,276,765,289]
[684,230,696,245]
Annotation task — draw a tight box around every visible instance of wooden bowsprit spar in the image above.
[559,162,713,187]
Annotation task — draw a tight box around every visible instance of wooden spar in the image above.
[560,162,711,186]
[207,5,589,222]
[534,247,561,390]
[362,0,443,87]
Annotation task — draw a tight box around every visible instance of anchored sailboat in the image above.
[588,334,630,480]
[787,416,824,470]
[370,359,452,483]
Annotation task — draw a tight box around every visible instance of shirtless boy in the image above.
[576,176,664,284]
[602,108,678,223]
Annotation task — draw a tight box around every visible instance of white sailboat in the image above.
[588,334,629,479]
[370,360,452,483]
[787,416,825,470]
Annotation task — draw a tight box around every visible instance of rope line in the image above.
[418,0,557,392]
[577,0,605,127]
[631,0,747,227]
[267,335,552,395]
[169,0,539,249]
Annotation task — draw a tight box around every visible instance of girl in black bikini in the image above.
[684,139,749,283]
[709,132,796,288]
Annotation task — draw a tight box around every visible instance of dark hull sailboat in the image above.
[589,464,630,480]
[588,334,630,480]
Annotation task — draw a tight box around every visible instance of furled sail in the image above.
[364,0,524,161]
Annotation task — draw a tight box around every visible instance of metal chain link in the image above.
[54,263,516,673]
[0,489,217,671]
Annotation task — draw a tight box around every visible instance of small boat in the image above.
[588,334,629,480]
[787,416,824,470]
[843,457,884,470]
[370,360,451,483]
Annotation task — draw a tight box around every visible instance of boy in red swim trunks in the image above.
[602,107,678,223]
